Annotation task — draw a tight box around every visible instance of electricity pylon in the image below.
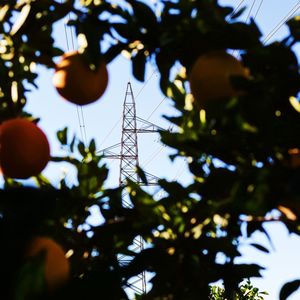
[98,81,164,295]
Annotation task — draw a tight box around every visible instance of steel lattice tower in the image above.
[119,82,146,295]
[119,81,140,195]
[99,81,163,296]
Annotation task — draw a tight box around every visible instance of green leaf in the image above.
[104,42,127,63]
[56,127,68,145]
[70,134,76,152]
[136,165,148,185]
[132,50,146,82]
[168,79,186,110]
[51,47,65,57]
[15,254,46,300]
[155,49,174,95]
[158,179,188,199]
[287,17,300,43]
[89,138,96,153]
[127,0,157,28]
[250,243,269,253]
[74,14,107,64]
[280,279,300,300]
[78,141,86,157]
[228,6,247,20]
[112,23,132,40]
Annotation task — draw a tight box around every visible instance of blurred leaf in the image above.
[156,50,174,95]
[158,179,189,199]
[104,42,127,63]
[51,47,65,57]
[70,135,76,152]
[57,127,68,145]
[15,254,46,300]
[280,279,300,300]
[132,50,146,82]
[0,4,9,22]
[228,6,247,20]
[10,4,31,35]
[34,174,53,187]
[128,0,157,27]
[112,23,132,40]
[89,138,96,154]
[74,13,108,64]
[78,141,86,157]
[287,17,300,42]
[250,243,269,253]
[136,165,148,185]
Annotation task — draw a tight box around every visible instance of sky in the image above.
[18,0,300,299]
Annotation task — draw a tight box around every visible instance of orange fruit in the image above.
[288,148,300,169]
[25,236,70,290]
[189,51,249,107]
[52,51,109,105]
[0,118,50,179]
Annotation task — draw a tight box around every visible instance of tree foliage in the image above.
[209,279,268,300]
[0,0,300,299]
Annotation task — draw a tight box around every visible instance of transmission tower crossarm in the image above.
[138,171,161,186]
[97,142,121,158]
[136,116,166,132]
[136,128,160,133]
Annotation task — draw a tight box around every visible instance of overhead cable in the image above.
[263,1,300,44]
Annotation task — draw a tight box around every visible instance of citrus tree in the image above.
[0,0,300,299]
[209,279,268,300]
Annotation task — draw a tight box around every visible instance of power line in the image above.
[263,1,300,44]
[153,0,266,189]
[142,145,166,168]
[135,70,156,99]
[142,0,256,177]
[75,106,85,145]
[67,15,88,145]
[230,0,246,18]
[144,0,255,170]
[78,105,88,146]
[246,0,257,23]
[172,158,187,181]
[62,15,86,144]
[62,18,71,51]
[100,0,251,149]
[104,0,298,190]
[231,0,259,57]
[69,18,76,50]
[146,96,167,121]
[254,0,264,20]
[99,116,122,148]
[61,2,88,146]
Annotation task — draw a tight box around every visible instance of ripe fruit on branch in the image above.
[25,236,70,290]
[0,118,50,179]
[188,51,249,107]
[52,51,109,105]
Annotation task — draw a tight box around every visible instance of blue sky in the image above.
[22,0,300,299]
